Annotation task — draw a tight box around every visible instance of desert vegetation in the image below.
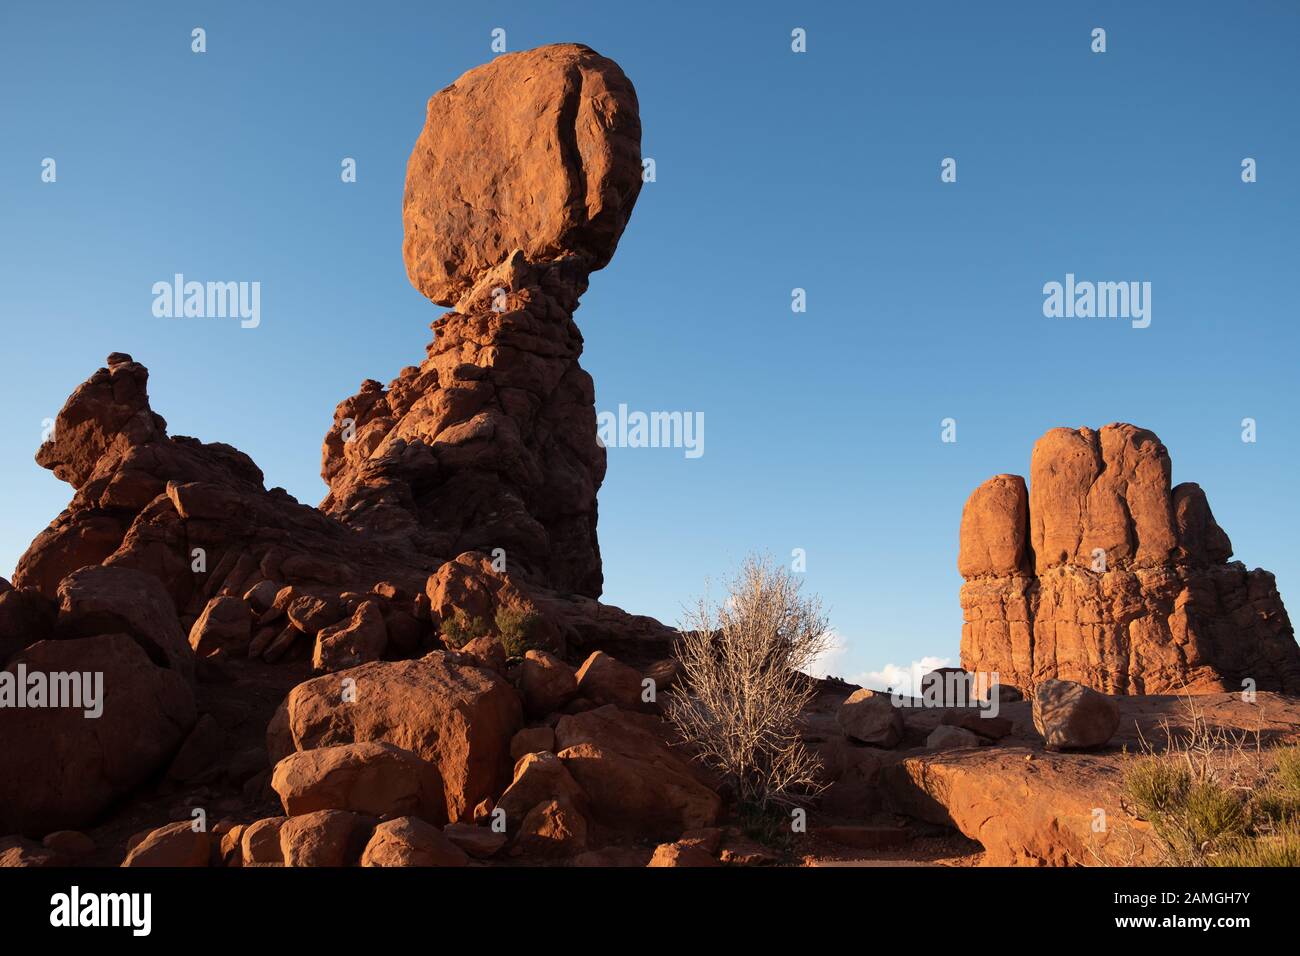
[666,555,832,818]
[1123,695,1300,866]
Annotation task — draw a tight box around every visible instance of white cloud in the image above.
[803,628,848,679]
[852,655,953,697]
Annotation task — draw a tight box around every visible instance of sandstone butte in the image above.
[959,424,1300,695]
[2,45,1299,872]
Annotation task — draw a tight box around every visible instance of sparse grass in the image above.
[1122,689,1300,867]
[1213,821,1300,867]
[737,802,796,858]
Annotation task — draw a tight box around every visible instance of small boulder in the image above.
[312,600,388,672]
[837,689,905,748]
[575,650,651,711]
[121,821,210,867]
[279,810,364,867]
[442,822,507,859]
[518,649,577,717]
[241,817,286,865]
[926,725,982,750]
[271,741,446,823]
[360,816,468,867]
[496,751,587,828]
[514,797,588,858]
[509,725,556,762]
[188,596,252,657]
[1032,679,1121,751]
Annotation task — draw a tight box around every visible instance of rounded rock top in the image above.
[402,43,643,308]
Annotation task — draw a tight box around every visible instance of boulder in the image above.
[271,741,446,822]
[188,595,251,657]
[402,43,642,311]
[442,822,507,859]
[55,565,194,681]
[241,817,286,865]
[496,751,587,827]
[275,652,521,821]
[360,816,468,867]
[514,797,587,857]
[509,725,556,762]
[279,810,365,867]
[554,705,720,837]
[0,633,196,836]
[518,649,578,716]
[926,725,982,750]
[312,600,387,672]
[1032,679,1121,751]
[121,821,210,867]
[575,650,650,711]
[837,689,904,747]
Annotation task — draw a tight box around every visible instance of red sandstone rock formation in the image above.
[321,43,643,598]
[959,424,1300,694]
[0,44,688,856]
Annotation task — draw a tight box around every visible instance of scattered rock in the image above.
[188,596,251,657]
[121,821,210,867]
[518,649,578,717]
[927,725,983,750]
[312,600,388,672]
[837,689,905,747]
[514,797,588,857]
[442,822,506,859]
[361,816,468,867]
[509,726,556,762]
[241,817,286,865]
[1032,679,1121,751]
[279,809,365,867]
[271,741,446,822]
[276,652,521,821]
[575,650,651,711]
[554,705,720,837]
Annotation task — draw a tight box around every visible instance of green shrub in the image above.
[1213,822,1300,867]
[1124,758,1191,817]
[494,607,538,658]
[439,609,489,649]
[1274,746,1300,794]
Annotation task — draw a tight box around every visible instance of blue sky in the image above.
[2,1,1297,689]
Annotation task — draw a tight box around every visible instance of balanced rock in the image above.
[321,43,643,599]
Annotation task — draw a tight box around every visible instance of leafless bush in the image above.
[665,554,832,812]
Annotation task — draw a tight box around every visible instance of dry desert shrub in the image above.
[1122,691,1300,867]
[666,554,832,814]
